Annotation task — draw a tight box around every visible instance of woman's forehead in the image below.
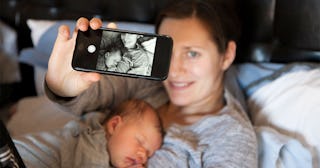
[160,17,211,37]
[159,17,214,48]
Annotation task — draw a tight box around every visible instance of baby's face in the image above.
[105,50,121,68]
[107,109,162,168]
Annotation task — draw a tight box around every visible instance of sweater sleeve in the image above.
[148,90,257,168]
[14,115,111,168]
[148,116,257,168]
[45,75,168,116]
[201,120,258,168]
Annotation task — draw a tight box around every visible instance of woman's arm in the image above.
[46,75,168,116]
[44,17,168,116]
[14,116,110,168]
[45,18,103,98]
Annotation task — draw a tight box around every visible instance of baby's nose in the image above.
[136,149,147,164]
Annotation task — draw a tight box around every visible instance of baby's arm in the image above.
[116,56,133,73]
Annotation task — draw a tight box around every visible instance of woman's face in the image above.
[158,17,232,107]
[121,33,138,49]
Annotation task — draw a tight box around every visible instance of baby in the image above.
[14,99,163,168]
[104,49,122,71]
[104,99,163,167]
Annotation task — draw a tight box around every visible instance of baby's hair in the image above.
[113,99,150,120]
[105,99,164,136]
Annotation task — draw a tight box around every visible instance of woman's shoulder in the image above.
[223,88,252,124]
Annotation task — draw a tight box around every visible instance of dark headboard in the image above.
[1,0,170,23]
[237,0,320,63]
[1,0,320,63]
[0,0,171,51]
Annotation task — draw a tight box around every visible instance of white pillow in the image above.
[27,19,56,46]
[248,68,320,163]
[26,19,155,47]
[21,19,155,68]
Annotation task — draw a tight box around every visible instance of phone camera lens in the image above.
[87,45,96,53]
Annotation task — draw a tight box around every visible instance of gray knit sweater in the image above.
[15,76,257,168]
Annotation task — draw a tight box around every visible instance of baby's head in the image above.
[104,49,122,70]
[104,99,163,168]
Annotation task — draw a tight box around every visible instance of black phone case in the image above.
[72,28,172,81]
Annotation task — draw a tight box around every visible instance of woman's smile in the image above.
[169,81,192,89]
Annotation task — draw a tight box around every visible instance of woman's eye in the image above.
[187,51,199,58]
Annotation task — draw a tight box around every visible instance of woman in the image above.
[31,0,257,167]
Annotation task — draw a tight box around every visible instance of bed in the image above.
[1,0,320,167]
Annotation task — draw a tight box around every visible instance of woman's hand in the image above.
[46,18,116,97]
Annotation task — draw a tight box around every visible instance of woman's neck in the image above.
[159,89,225,129]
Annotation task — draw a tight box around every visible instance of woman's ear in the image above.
[106,116,122,135]
[221,41,236,70]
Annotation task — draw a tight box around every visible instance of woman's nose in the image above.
[168,52,184,78]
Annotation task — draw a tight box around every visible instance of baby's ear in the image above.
[107,116,122,135]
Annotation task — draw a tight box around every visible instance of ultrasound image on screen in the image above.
[96,30,156,76]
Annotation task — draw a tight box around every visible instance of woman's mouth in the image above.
[170,82,192,89]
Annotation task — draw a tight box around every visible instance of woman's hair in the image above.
[155,0,241,54]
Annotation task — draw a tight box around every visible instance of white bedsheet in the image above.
[248,69,320,167]
[256,126,313,168]
[7,95,78,137]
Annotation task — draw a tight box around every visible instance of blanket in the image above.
[248,68,320,168]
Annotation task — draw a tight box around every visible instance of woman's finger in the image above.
[107,22,117,29]
[76,17,90,31]
[89,18,103,30]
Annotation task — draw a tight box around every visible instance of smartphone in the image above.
[72,27,173,81]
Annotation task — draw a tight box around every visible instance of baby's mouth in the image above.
[126,157,137,165]
[126,156,145,166]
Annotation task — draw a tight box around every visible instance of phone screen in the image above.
[72,28,173,81]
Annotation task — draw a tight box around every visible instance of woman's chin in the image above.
[169,95,190,106]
